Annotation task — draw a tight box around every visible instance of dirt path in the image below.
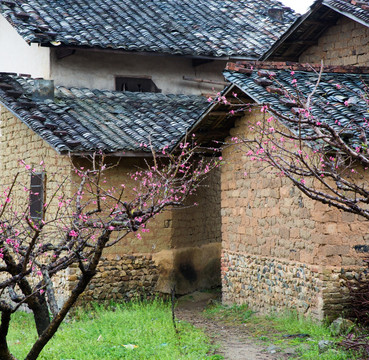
[175,292,292,360]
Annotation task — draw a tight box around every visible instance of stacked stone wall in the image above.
[299,17,369,66]
[221,109,369,318]
[77,254,160,302]
[222,251,323,317]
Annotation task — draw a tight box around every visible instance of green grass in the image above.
[8,300,219,360]
[204,302,362,360]
[265,313,359,359]
[203,302,254,324]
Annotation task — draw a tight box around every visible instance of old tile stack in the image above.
[0,0,296,58]
[0,73,208,153]
[223,61,369,149]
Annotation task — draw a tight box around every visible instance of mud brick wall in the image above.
[72,157,222,295]
[76,254,160,302]
[221,109,369,319]
[299,17,369,66]
[0,107,72,306]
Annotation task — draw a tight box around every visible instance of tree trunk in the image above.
[25,231,111,360]
[0,311,18,360]
[30,295,51,336]
[17,278,51,336]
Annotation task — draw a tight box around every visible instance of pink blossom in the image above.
[69,230,79,237]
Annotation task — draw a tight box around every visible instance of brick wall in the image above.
[221,109,369,319]
[299,17,369,66]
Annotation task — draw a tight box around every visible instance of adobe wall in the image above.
[0,106,72,307]
[0,107,221,307]
[50,48,226,96]
[71,153,221,297]
[221,109,369,320]
[299,17,369,66]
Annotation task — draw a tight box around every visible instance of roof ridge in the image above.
[226,61,369,74]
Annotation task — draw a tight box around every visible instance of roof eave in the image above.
[43,43,260,62]
[0,99,66,155]
[323,2,369,28]
[69,150,155,158]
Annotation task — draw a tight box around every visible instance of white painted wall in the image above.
[50,49,227,95]
[0,16,50,78]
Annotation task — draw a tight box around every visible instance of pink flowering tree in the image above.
[221,65,369,220]
[0,140,218,360]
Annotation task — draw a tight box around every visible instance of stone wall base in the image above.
[72,243,221,304]
[77,254,160,302]
[221,250,369,321]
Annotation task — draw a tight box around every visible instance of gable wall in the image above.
[50,49,227,95]
[299,16,369,66]
[0,16,50,78]
[221,109,369,319]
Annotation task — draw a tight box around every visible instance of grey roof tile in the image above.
[0,73,208,154]
[0,0,296,58]
[223,66,369,149]
[324,0,369,26]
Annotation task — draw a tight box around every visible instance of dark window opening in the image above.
[115,77,161,93]
[30,172,45,221]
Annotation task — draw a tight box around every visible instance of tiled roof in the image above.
[222,62,369,149]
[262,0,369,61]
[0,0,296,58]
[0,73,208,154]
[324,0,369,26]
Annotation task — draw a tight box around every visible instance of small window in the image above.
[30,172,45,221]
[115,76,160,93]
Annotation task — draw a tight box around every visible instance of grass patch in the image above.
[204,302,363,359]
[8,300,220,360]
[204,302,254,324]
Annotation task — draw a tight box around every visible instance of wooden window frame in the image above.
[30,172,45,222]
[115,75,161,93]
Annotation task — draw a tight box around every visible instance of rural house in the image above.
[0,0,297,303]
[188,0,369,319]
[0,0,296,95]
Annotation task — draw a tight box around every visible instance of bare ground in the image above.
[175,292,295,360]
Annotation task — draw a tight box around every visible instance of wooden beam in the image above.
[183,76,230,86]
